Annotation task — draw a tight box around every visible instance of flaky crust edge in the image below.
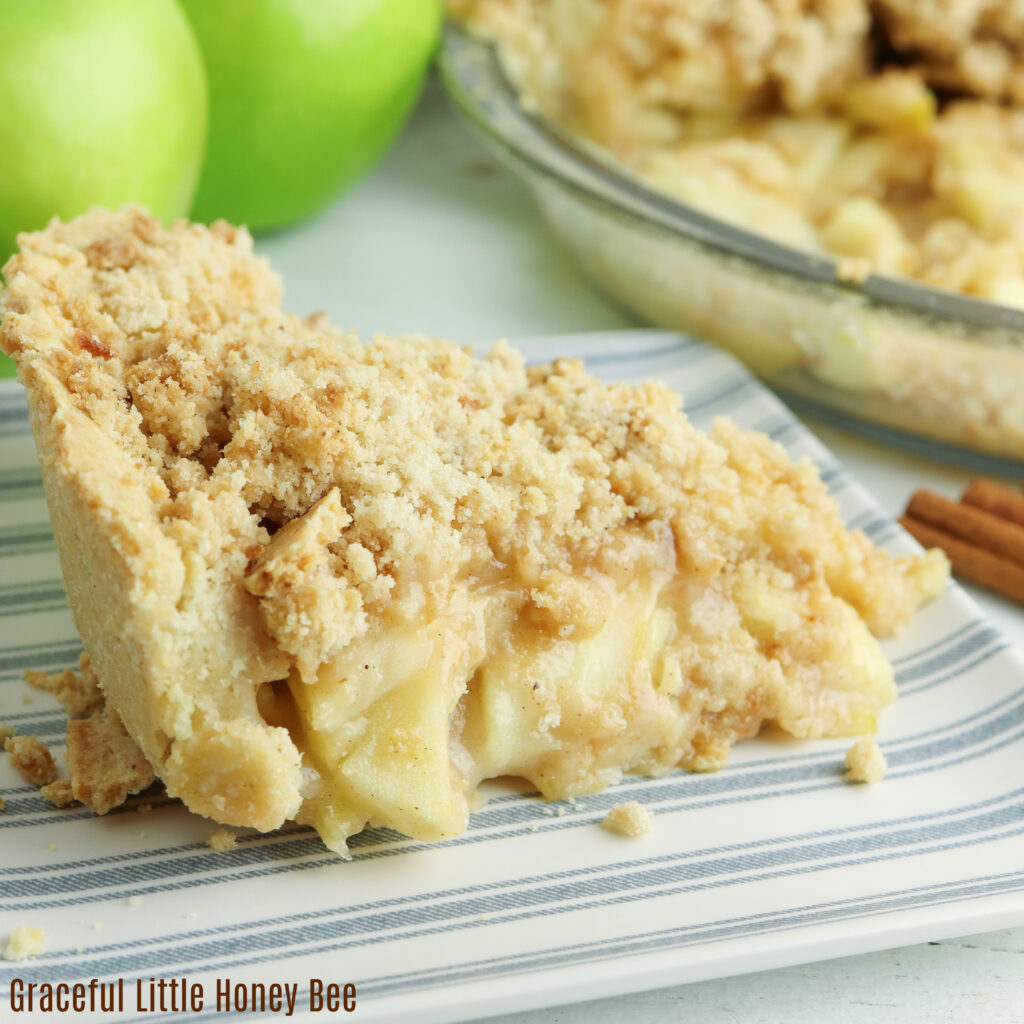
[14,335,304,833]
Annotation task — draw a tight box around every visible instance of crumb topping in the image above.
[455,0,870,151]
[874,0,1024,104]
[0,208,941,661]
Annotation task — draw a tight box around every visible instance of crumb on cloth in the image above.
[3,925,45,962]
[66,706,155,815]
[845,736,887,784]
[207,829,237,852]
[601,801,653,838]
[5,735,57,787]
[40,780,76,808]
[25,654,104,718]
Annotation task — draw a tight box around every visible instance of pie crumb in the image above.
[845,736,887,784]
[0,723,12,745]
[126,896,142,908]
[601,801,653,838]
[5,735,57,787]
[3,926,45,962]
[836,256,872,284]
[0,797,5,812]
[41,780,76,808]
[208,829,237,852]
[25,655,104,718]
[66,705,155,815]
[21,659,153,817]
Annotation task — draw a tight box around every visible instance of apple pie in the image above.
[0,207,947,855]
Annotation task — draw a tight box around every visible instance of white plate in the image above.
[2,330,1023,1024]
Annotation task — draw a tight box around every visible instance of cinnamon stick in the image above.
[962,478,1024,529]
[900,516,1024,606]
[905,489,1024,568]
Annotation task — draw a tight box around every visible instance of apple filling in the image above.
[241,479,912,855]
[247,498,903,855]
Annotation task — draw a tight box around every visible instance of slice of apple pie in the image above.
[0,207,947,855]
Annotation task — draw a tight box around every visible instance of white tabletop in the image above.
[256,81,1024,1024]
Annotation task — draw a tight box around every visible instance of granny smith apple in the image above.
[181,0,442,231]
[0,0,206,378]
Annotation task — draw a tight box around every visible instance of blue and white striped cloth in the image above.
[2,330,1022,1023]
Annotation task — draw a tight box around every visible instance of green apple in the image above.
[0,0,206,378]
[181,0,442,231]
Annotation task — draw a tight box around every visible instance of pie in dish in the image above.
[0,207,947,855]
[454,0,1024,306]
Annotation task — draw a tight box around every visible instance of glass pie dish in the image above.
[439,22,1024,472]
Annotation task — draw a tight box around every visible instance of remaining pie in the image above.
[0,207,947,855]
[455,0,1024,306]
[873,0,1024,105]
